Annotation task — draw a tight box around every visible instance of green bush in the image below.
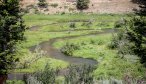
[76,0,90,11]
[114,19,126,28]
[69,22,76,29]
[61,12,65,15]
[110,17,146,61]
[61,42,80,56]
[33,63,58,84]
[37,0,48,8]
[108,36,119,49]
[108,30,126,49]
[64,65,95,84]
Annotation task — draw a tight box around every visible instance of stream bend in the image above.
[8,25,117,80]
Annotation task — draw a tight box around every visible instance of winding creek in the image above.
[7,24,117,80]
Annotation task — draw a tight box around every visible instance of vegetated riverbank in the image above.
[8,28,114,80]
[14,14,127,73]
[6,14,146,83]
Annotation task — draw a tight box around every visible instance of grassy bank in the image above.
[53,34,145,79]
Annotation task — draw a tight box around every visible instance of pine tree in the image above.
[0,0,26,74]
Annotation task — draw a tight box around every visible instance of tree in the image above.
[132,0,146,16]
[76,0,90,11]
[125,17,146,63]
[111,17,146,64]
[0,0,26,74]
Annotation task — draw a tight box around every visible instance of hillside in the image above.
[21,0,139,14]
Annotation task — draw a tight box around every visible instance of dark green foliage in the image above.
[109,31,134,58]
[76,0,90,11]
[108,36,118,49]
[61,42,80,56]
[90,39,96,44]
[0,0,26,74]
[114,19,126,28]
[69,22,76,29]
[90,39,103,45]
[132,0,146,16]
[108,32,124,49]
[64,65,95,84]
[34,63,58,84]
[61,12,65,15]
[37,0,48,8]
[111,16,146,63]
[125,17,146,63]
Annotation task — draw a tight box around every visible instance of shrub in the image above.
[90,39,96,44]
[32,63,58,84]
[76,0,90,11]
[64,65,95,84]
[61,42,80,56]
[26,64,96,84]
[108,35,119,49]
[114,18,126,28]
[50,3,58,8]
[108,30,126,49]
[69,22,76,29]
[97,40,104,45]
[37,0,48,8]
[61,12,65,15]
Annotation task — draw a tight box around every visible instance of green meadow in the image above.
[11,14,145,79]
